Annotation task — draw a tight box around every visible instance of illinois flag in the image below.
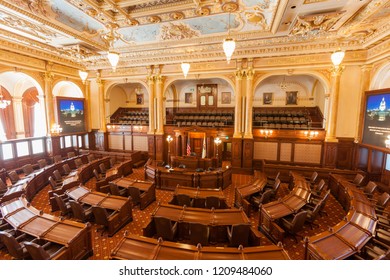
[202,134,206,158]
[186,136,191,156]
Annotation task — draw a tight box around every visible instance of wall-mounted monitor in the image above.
[362,88,390,149]
[56,97,86,133]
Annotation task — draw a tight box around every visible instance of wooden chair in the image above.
[53,193,71,216]
[189,222,209,246]
[92,206,117,236]
[52,170,63,184]
[176,194,193,207]
[69,200,93,222]
[0,179,8,197]
[87,154,95,163]
[0,232,34,259]
[205,196,221,209]
[305,171,318,186]
[53,155,62,163]
[22,164,34,176]
[311,179,326,196]
[74,158,83,169]
[109,184,127,197]
[266,172,280,187]
[361,181,378,197]
[251,189,273,209]
[48,176,61,190]
[37,159,47,169]
[99,163,107,175]
[93,169,103,181]
[303,200,322,229]
[154,216,177,241]
[7,171,20,185]
[372,192,390,214]
[280,210,308,243]
[127,186,147,209]
[24,241,66,260]
[67,151,76,158]
[62,164,72,175]
[227,224,250,247]
[350,173,365,187]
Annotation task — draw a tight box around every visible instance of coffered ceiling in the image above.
[0,0,389,71]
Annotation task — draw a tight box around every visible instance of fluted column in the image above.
[37,94,47,136]
[355,65,373,142]
[233,69,243,138]
[12,97,25,138]
[96,71,106,132]
[147,75,155,134]
[84,80,92,131]
[43,71,54,134]
[244,68,254,139]
[325,66,343,141]
[155,74,164,135]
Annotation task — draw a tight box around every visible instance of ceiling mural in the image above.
[0,0,389,70]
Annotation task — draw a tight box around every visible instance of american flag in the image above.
[186,137,191,155]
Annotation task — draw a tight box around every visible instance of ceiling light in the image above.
[0,87,10,109]
[331,49,345,67]
[181,62,190,78]
[107,51,119,72]
[223,13,235,64]
[78,70,88,84]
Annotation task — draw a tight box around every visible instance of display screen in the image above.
[57,98,86,133]
[362,91,390,148]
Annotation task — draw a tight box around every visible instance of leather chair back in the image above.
[37,159,47,169]
[69,200,91,222]
[189,223,209,246]
[22,164,34,175]
[62,164,71,175]
[24,242,51,260]
[176,194,192,207]
[7,171,19,184]
[53,194,70,216]
[0,231,26,259]
[227,224,250,247]
[92,206,109,227]
[128,187,141,205]
[154,216,177,241]
[205,196,220,209]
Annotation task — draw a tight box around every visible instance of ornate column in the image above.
[155,74,164,135]
[96,71,106,132]
[244,67,254,139]
[233,69,243,138]
[84,80,92,132]
[325,66,344,142]
[37,94,47,136]
[147,75,155,134]
[12,97,25,138]
[43,71,54,134]
[355,65,373,142]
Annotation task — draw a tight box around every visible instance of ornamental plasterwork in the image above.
[289,11,345,37]
[10,0,48,17]
[0,11,60,41]
[159,22,200,41]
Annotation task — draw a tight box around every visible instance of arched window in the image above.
[22,87,39,138]
[0,86,16,140]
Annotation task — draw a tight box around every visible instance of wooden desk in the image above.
[305,174,377,260]
[170,185,228,209]
[259,172,311,242]
[145,160,232,190]
[109,177,156,210]
[0,197,93,259]
[234,172,267,217]
[144,203,251,243]
[66,185,133,236]
[110,234,290,260]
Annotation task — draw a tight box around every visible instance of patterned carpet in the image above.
[0,168,347,260]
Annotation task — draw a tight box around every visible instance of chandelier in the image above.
[181,62,190,78]
[280,76,288,91]
[101,24,122,72]
[223,13,235,64]
[0,87,10,109]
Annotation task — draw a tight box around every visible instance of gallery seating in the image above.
[176,194,193,207]
[37,159,47,169]
[7,171,20,185]
[251,189,274,209]
[205,196,221,209]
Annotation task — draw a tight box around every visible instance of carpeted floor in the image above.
[0,168,347,260]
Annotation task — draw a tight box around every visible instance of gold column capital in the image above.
[330,65,345,77]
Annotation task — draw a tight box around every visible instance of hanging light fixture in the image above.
[223,13,235,64]
[279,76,288,91]
[0,87,10,109]
[107,51,120,72]
[331,48,345,68]
[78,70,88,84]
[181,62,190,78]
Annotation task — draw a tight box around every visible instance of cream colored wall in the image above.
[89,80,100,130]
[336,65,362,138]
[109,86,127,114]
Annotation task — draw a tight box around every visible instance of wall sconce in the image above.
[260,129,273,138]
[214,137,222,166]
[303,130,319,140]
[50,123,63,135]
[166,135,173,168]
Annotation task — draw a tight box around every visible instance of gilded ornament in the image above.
[148,16,161,23]
[195,7,210,16]
[222,2,239,13]
[170,12,184,20]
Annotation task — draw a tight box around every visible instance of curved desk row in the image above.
[144,160,232,190]
[234,171,268,217]
[0,196,93,259]
[170,185,228,209]
[66,185,133,236]
[259,172,311,243]
[143,203,256,244]
[305,174,377,260]
[110,234,290,260]
[1,154,88,204]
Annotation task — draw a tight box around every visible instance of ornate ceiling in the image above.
[0,0,389,71]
